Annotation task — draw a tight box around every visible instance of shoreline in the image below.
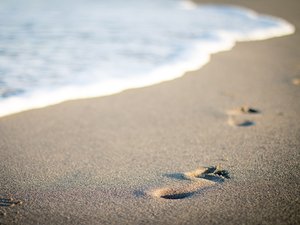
[0,2,295,118]
[1,0,299,224]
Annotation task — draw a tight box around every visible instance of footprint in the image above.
[226,106,260,127]
[0,198,22,207]
[227,106,260,115]
[227,116,255,127]
[149,165,230,200]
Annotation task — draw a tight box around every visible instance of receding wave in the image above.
[0,0,295,117]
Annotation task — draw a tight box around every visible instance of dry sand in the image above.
[1,0,300,224]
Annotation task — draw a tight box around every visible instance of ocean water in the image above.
[0,0,295,117]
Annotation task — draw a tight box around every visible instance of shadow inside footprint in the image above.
[228,117,255,127]
[237,120,255,127]
[160,192,194,200]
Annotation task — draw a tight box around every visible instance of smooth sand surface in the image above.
[1,0,300,224]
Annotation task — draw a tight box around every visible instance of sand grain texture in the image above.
[1,0,300,224]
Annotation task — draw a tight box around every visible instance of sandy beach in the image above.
[1,0,299,224]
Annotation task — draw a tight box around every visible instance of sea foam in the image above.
[0,0,295,117]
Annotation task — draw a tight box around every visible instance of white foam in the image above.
[0,0,295,118]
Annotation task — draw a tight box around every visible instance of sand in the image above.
[0,0,300,224]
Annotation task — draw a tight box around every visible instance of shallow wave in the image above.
[0,0,295,117]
